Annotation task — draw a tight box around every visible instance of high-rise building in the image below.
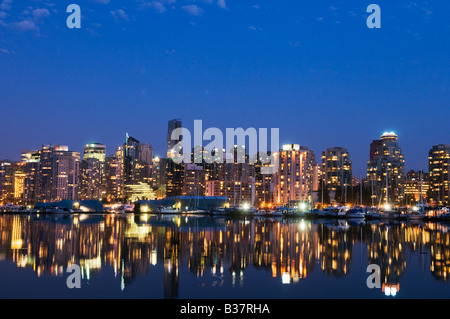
[404,170,429,205]
[138,143,153,184]
[115,145,125,200]
[151,156,166,199]
[165,158,184,197]
[370,140,383,161]
[321,147,352,203]
[167,119,182,158]
[274,144,316,206]
[34,145,80,202]
[13,162,26,204]
[121,135,153,185]
[124,134,141,185]
[52,148,80,201]
[105,155,121,203]
[367,132,405,207]
[22,150,41,205]
[182,164,206,196]
[0,161,15,205]
[428,144,450,205]
[83,143,106,162]
[79,143,106,200]
[254,152,274,208]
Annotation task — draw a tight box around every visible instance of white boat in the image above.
[346,208,366,219]
[337,206,350,217]
[186,209,209,214]
[160,206,182,214]
[318,206,349,218]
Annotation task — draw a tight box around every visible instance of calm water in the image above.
[0,213,449,299]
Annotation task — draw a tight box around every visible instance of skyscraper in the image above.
[167,119,182,159]
[22,150,41,205]
[120,134,155,202]
[182,163,206,196]
[33,145,80,202]
[105,155,121,203]
[367,132,405,207]
[428,144,450,205]
[0,161,15,205]
[321,147,352,203]
[404,170,429,205]
[79,143,106,200]
[274,144,316,206]
[124,134,141,185]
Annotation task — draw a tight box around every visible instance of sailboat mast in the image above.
[360,176,363,207]
[385,167,389,207]
[420,170,423,206]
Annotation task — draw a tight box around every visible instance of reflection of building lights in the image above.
[282,272,290,284]
[299,220,306,231]
[382,283,399,297]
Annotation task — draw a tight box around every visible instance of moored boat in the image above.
[346,208,366,219]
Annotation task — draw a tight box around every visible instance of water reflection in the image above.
[0,214,449,298]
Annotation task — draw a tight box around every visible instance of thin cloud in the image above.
[0,48,15,54]
[217,0,227,10]
[12,20,39,32]
[111,9,129,20]
[141,1,167,14]
[0,0,11,11]
[182,5,203,16]
[32,8,50,20]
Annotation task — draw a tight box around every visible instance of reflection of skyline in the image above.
[0,215,450,298]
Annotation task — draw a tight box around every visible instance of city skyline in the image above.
[0,127,445,175]
[0,1,449,176]
[1,120,449,207]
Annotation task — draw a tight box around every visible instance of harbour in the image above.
[0,213,449,298]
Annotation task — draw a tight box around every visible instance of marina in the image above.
[1,201,450,222]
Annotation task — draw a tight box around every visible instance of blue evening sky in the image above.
[0,0,449,174]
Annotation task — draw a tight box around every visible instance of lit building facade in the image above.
[0,161,15,205]
[30,145,81,202]
[167,119,182,159]
[274,144,316,206]
[367,132,405,207]
[182,164,206,196]
[104,155,121,203]
[321,147,352,203]
[22,150,41,205]
[79,143,106,201]
[404,170,429,205]
[428,144,450,205]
